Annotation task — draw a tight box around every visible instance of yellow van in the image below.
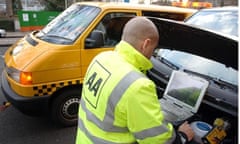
[1,2,196,126]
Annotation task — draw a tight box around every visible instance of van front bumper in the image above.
[1,73,50,115]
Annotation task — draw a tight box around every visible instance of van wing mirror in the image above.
[85,30,104,48]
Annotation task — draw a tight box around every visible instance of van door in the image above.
[80,12,137,77]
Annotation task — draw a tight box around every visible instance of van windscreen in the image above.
[37,4,101,44]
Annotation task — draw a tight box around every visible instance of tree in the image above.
[6,0,13,17]
[13,0,22,14]
[40,0,78,11]
[41,0,65,11]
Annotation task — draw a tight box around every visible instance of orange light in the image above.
[172,1,212,9]
[180,2,186,7]
[20,72,32,85]
[192,2,199,7]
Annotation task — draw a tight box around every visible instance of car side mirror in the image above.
[85,30,104,48]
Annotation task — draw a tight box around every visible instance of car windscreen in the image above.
[36,4,101,44]
[157,49,238,86]
[185,9,238,37]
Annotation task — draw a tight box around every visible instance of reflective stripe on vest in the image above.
[78,118,120,144]
[79,70,175,143]
[134,122,176,143]
[78,118,138,144]
[80,71,143,132]
[134,121,170,139]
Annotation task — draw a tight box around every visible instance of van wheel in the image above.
[51,88,81,127]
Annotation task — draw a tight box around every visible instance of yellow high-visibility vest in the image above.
[76,41,175,144]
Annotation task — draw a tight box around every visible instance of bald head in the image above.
[121,17,159,59]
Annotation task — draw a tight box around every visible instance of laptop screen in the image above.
[164,70,209,113]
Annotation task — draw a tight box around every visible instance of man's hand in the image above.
[178,121,194,141]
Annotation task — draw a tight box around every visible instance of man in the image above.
[76,16,194,144]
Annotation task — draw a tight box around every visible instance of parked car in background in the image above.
[184,6,238,37]
[0,28,6,38]
[148,18,238,144]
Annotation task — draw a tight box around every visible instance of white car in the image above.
[185,6,238,37]
[148,18,238,143]
[0,29,6,38]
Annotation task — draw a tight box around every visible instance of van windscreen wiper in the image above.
[44,34,73,42]
[40,34,74,44]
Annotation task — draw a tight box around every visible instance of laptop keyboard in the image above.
[160,99,191,122]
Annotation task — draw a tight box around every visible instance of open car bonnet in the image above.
[149,17,238,70]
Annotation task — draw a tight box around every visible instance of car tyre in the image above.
[51,88,81,127]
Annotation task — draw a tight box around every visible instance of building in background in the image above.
[0,0,238,31]
[153,0,238,7]
[21,0,45,11]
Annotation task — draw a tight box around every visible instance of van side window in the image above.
[86,12,136,48]
[142,11,186,21]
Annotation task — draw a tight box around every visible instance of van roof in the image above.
[75,2,197,14]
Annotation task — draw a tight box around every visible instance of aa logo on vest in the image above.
[84,60,111,108]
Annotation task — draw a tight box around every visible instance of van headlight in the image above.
[6,67,20,82]
[6,67,32,85]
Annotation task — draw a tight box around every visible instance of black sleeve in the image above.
[173,131,188,144]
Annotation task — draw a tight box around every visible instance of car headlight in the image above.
[6,67,32,85]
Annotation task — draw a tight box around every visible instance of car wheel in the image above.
[51,88,81,127]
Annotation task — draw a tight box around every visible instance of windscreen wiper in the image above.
[44,34,73,42]
[213,78,237,91]
[183,69,237,91]
[157,56,180,70]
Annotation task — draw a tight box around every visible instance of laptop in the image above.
[159,70,209,122]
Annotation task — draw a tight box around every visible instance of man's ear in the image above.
[141,38,151,55]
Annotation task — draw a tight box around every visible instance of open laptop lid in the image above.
[163,70,209,113]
